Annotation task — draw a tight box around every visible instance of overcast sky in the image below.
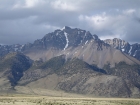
[0,0,140,44]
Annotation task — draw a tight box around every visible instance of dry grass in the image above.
[0,95,140,105]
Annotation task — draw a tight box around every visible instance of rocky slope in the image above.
[17,55,140,97]
[0,52,32,88]
[0,44,23,56]
[104,38,140,61]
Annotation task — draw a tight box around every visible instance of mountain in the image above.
[0,44,24,56]
[0,26,140,68]
[0,26,140,97]
[18,55,140,97]
[1,26,140,64]
[19,26,140,68]
[0,52,32,89]
[104,38,140,61]
[21,26,100,62]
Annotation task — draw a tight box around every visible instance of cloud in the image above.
[51,0,78,11]
[0,0,140,44]
[78,8,140,43]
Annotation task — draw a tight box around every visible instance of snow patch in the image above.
[56,31,61,36]
[85,41,88,45]
[133,50,137,56]
[14,48,18,51]
[20,45,24,48]
[121,48,125,52]
[121,45,125,48]
[61,26,66,30]
[128,46,132,55]
[92,35,95,39]
[64,32,69,50]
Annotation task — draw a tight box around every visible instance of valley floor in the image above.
[0,95,140,105]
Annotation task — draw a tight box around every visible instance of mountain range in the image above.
[0,26,140,97]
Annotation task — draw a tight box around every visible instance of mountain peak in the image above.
[104,38,128,49]
[61,26,71,31]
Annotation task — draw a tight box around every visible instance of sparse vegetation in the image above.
[0,52,32,86]
[104,62,140,75]
[39,55,65,71]
[0,52,31,72]
[0,96,140,105]
[103,62,140,84]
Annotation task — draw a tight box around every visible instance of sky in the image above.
[0,0,140,44]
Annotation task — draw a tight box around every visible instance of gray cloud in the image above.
[0,0,140,44]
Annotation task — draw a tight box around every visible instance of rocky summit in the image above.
[0,26,140,97]
[104,38,140,61]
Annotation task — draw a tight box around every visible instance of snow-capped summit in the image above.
[24,26,98,51]
[61,26,71,31]
[0,26,140,63]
